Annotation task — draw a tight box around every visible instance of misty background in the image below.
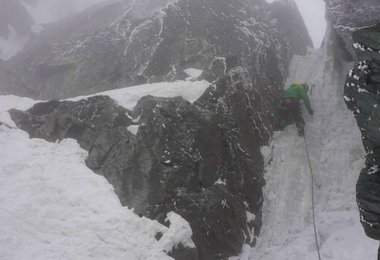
[0,0,326,58]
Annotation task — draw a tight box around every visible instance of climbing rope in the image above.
[303,135,322,260]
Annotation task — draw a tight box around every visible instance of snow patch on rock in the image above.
[69,80,210,110]
[0,92,195,260]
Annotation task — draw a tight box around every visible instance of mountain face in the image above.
[4,0,312,259]
[325,0,380,59]
[9,64,278,260]
[1,0,310,100]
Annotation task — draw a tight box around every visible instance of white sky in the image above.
[294,0,326,48]
[267,0,327,48]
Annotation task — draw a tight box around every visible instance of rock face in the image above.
[269,0,313,55]
[6,0,312,259]
[10,67,279,259]
[1,0,310,100]
[325,0,380,58]
[10,64,281,259]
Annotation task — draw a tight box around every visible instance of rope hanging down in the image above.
[303,136,322,260]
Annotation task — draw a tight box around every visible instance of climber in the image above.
[277,83,314,136]
[344,23,380,259]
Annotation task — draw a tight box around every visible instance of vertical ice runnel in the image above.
[249,42,379,259]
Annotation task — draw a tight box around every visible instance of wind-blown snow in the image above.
[235,41,378,259]
[0,79,205,259]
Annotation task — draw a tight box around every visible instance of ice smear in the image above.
[234,40,378,259]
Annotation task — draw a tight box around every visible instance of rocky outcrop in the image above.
[4,0,313,258]
[325,0,380,58]
[268,0,313,56]
[10,62,281,259]
[1,0,310,100]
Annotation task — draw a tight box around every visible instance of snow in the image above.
[238,39,379,259]
[127,125,140,135]
[69,80,210,110]
[183,68,203,81]
[0,84,201,259]
[68,78,209,138]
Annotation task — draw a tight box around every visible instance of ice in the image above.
[238,37,378,259]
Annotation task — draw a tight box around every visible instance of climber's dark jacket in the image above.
[282,83,313,114]
[344,23,380,241]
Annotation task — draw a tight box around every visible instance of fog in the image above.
[25,0,327,47]
[293,0,326,48]
[23,0,106,25]
[266,0,327,48]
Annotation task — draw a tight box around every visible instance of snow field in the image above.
[0,77,209,260]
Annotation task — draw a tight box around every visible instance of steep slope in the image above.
[0,0,314,259]
[8,67,275,259]
[0,0,310,100]
[247,28,379,260]
[0,95,194,260]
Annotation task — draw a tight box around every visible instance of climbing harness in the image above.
[303,135,322,260]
